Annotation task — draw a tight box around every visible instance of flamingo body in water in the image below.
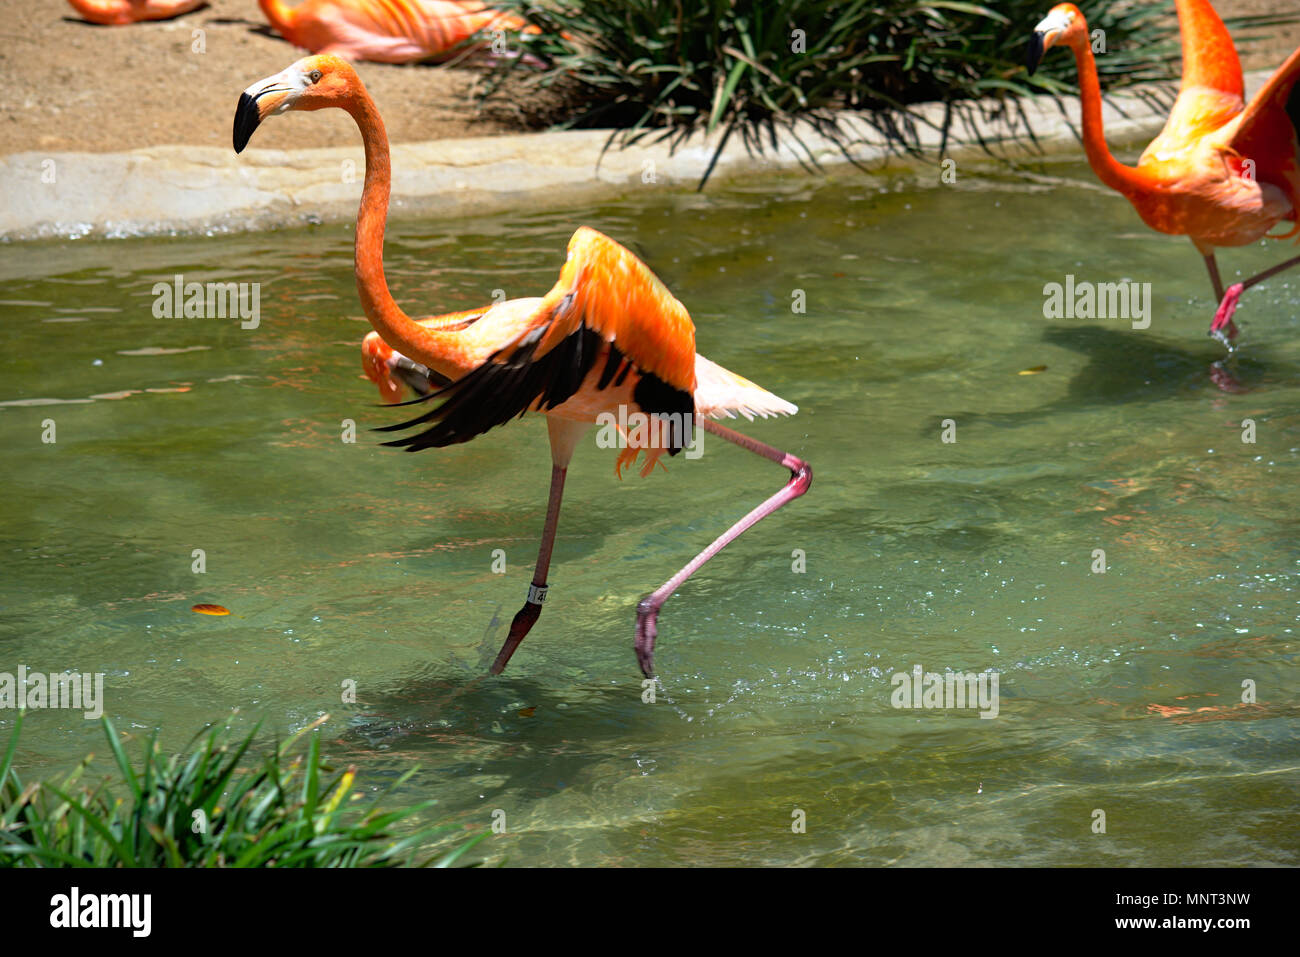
[64,0,204,25]
[1027,0,1300,344]
[257,0,533,64]
[234,55,812,676]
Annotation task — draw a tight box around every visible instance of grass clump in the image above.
[0,711,484,868]
[478,0,1300,186]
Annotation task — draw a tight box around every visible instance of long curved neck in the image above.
[1068,34,1145,197]
[348,91,451,371]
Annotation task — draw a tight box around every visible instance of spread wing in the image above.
[376,227,697,451]
[1226,45,1300,210]
[1152,0,1246,148]
[1176,0,1243,101]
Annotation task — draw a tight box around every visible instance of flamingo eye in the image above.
[309,70,322,84]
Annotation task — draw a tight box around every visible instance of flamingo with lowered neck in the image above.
[233,55,812,677]
[63,0,204,25]
[1026,0,1300,346]
[257,0,533,64]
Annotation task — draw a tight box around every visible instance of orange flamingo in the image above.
[1026,0,1300,345]
[257,0,533,64]
[233,55,812,676]
[63,0,204,25]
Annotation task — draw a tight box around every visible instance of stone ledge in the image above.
[0,71,1275,243]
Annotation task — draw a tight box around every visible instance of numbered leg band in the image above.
[527,584,548,606]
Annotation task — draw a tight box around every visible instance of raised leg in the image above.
[634,419,813,677]
[1208,252,1300,346]
[490,464,566,675]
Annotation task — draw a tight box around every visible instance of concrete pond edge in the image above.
[0,72,1276,243]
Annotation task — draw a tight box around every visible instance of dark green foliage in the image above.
[0,711,485,867]
[478,1,1299,186]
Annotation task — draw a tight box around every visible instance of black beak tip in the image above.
[1026,32,1045,76]
[233,91,260,154]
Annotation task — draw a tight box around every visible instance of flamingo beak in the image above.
[363,335,445,402]
[232,93,262,154]
[233,68,302,153]
[1027,10,1071,76]
[393,356,444,396]
[362,336,403,403]
[1026,30,1047,75]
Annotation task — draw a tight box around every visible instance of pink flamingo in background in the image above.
[64,0,204,25]
[257,0,535,64]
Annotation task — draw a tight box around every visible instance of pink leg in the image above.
[1207,252,1300,346]
[1210,283,1243,344]
[490,465,566,675]
[634,419,813,677]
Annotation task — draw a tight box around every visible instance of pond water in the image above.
[1,156,1298,866]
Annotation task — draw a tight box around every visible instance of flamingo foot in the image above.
[634,597,661,677]
[489,600,542,675]
[1209,283,1244,349]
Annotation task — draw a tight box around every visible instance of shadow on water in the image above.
[343,609,671,760]
[340,669,674,812]
[928,323,1300,434]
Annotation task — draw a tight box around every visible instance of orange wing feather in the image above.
[376,228,698,451]
[1174,0,1243,101]
[1151,0,1246,150]
[1226,45,1300,213]
[533,227,696,393]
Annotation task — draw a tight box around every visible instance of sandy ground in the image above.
[1220,0,1300,68]
[0,0,512,154]
[0,0,1295,156]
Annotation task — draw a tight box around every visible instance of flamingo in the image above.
[257,0,534,64]
[233,55,813,676]
[63,0,204,25]
[1026,0,1300,346]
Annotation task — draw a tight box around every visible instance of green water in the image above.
[1,159,1298,866]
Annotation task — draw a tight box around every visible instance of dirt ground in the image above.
[0,0,1296,156]
[0,0,514,154]
[1220,0,1300,68]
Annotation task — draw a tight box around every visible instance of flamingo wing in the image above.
[1174,0,1243,101]
[1225,45,1300,205]
[377,227,697,451]
[1144,0,1246,154]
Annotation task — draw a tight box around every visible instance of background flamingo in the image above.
[1026,0,1300,345]
[233,55,812,676]
[64,0,204,25]
[257,0,534,64]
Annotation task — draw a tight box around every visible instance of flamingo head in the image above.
[361,332,405,404]
[362,333,445,402]
[233,55,359,153]
[1026,4,1084,76]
